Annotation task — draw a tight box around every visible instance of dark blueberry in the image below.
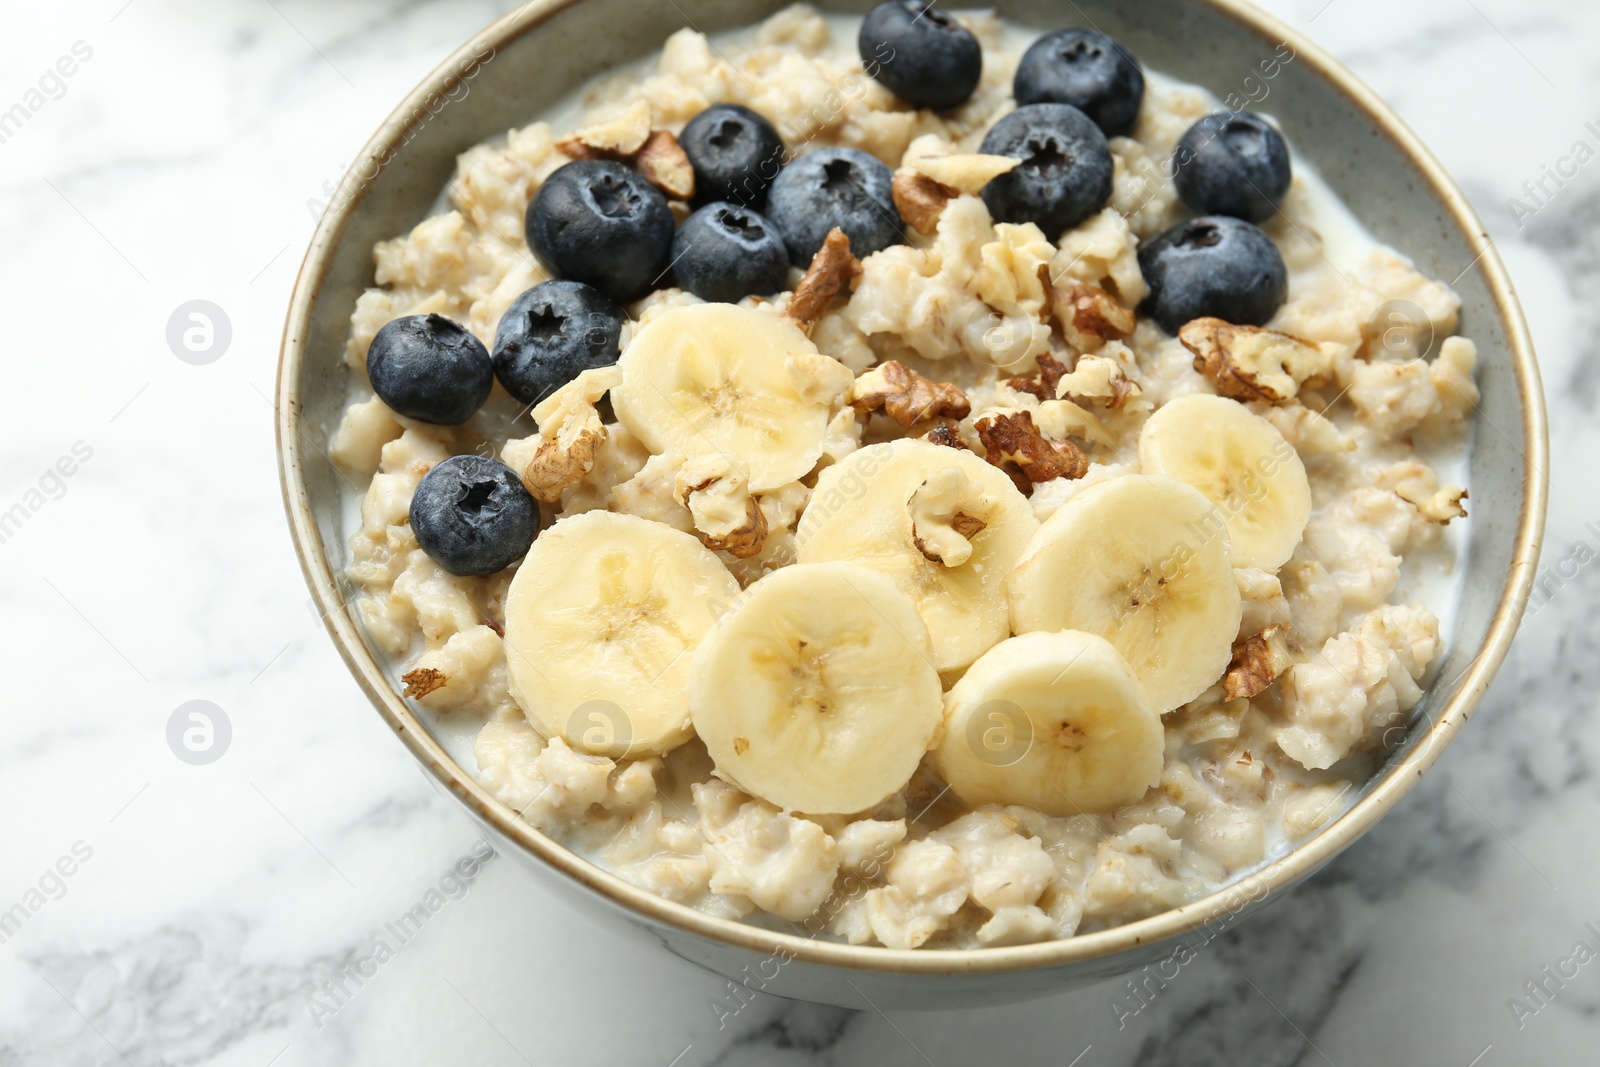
[525,160,674,304]
[979,103,1113,238]
[1013,28,1144,137]
[1138,215,1287,334]
[1173,111,1292,224]
[671,203,790,304]
[365,314,492,425]
[859,0,982,111]
[409,455,539,577]
[679,104,786,208]
[766,146,903,265]
[492,280,625,407]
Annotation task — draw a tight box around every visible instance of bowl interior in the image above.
[281,0,1543,981]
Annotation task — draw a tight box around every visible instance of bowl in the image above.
[276,0,1547,1010]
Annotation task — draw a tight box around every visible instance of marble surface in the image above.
[0,0,1594,1063]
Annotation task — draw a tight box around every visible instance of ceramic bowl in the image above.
[276,0,1547,1010]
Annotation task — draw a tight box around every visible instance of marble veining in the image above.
[1,0,1595,1063]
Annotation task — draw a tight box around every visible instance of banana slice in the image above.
[935,630,1163,815]
[688,562,944,815]
[1138,394,1311,571]
[795,439,1040,673]
[611,304,853,492]
[504,510,741,758]
[1007,475,1242,711]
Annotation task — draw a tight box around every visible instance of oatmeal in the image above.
[329,4,1475,948]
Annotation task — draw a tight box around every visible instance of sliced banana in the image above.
[504,510,741,758]
[935,631,1164,815]
[795,439,1040,673]
[1007,475,1242,711]
[688,562,944,815]
[1138,394,1311,571]
[611,304,854,492]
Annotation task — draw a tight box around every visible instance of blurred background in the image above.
[0,0,1594,1063]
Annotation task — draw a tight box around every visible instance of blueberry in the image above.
[409,455,539,577]
[1173,112,1292,224]
[365,314,492,425]
[679,104,786,208]
[525,160,674,304]
[766,146,903,265]
[859,0,982,111]
[1013,28,1144,137]
[979,103,1113,238]
[1137,215,1287,334]
[492,280,625,407]
[671,203,790,304]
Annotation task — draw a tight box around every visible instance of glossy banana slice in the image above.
[504,510,741,758]
[1007,474,1242,711]
[689,562,944,814]
[1139,394,1311,571]
[611,303,853,492]
[796,439,1040,672]
[935,630,1164,815]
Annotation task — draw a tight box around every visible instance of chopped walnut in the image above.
[634,130,695,199]
[891,171,956,235]
[910,153,1020,195]
[1374,461,1469,525]
[1223,625,1302,700]
[673,455,768,558]
[1048,281,1136,345]
[908,467,992,567]
[1180,318,1333,404]
[975,411,1087,494]
[522,427,604,503]
[786,227,861,334]
[1398,483,1469,524]
[1054,354,1141,409]
[401,667,448,699]
[923,422,972,451]
[1005,352,1070,400]
[1031,399,1114,448]
[556,99,652,158]
[850,360,971,426]
[508,366,621,503]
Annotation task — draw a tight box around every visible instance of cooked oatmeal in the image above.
[328,4,1475,948]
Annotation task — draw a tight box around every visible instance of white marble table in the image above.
[1,0,1594,1063]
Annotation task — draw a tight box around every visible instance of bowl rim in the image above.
[276,0,1548,976]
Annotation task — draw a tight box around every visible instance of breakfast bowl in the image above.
[276,0,1546,1009]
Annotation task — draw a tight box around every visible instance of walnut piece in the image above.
[1398,483,1469,524]
[1223,625,1302,700]
[1374,460,1469,525]
[1031,399,1114,447]
[522,426,604,503]
[635,130,695,200]
[891,171,956,236]
[1180,318,1333,404]
[911,153,1020,195]
[923,422,971,451]
[974,411,1087,494]
[786,227,861,334]
[1054,355,1141,409]
[556,99,652,158]
[908,468,991,567]
[1049,281,1137,345]
[674,455,768,558]
[1005,352,1070,400]
[511,366,621,503]
[401,667,448,699]
[850,360,971,426]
